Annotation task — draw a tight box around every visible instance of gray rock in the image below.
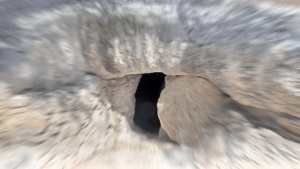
[0,0,299,168]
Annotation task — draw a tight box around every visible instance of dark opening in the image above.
[134,73,165,134]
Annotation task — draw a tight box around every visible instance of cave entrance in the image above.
[133,72,165,134]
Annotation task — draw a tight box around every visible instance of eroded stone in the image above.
[158,76,225,145]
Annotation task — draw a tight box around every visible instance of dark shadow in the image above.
[133,72,165,134]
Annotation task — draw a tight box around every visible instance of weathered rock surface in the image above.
[158,76,225,145]
[0,0,299,168]
[193,103,300,169]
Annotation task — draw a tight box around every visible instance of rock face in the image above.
[158,76,225,145]
[0,0,299,168]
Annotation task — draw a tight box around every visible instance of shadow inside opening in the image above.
[133,72,165,134]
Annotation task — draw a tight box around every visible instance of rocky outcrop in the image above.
[0,0,299,168]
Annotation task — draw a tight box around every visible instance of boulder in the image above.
[157,76,225,145]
